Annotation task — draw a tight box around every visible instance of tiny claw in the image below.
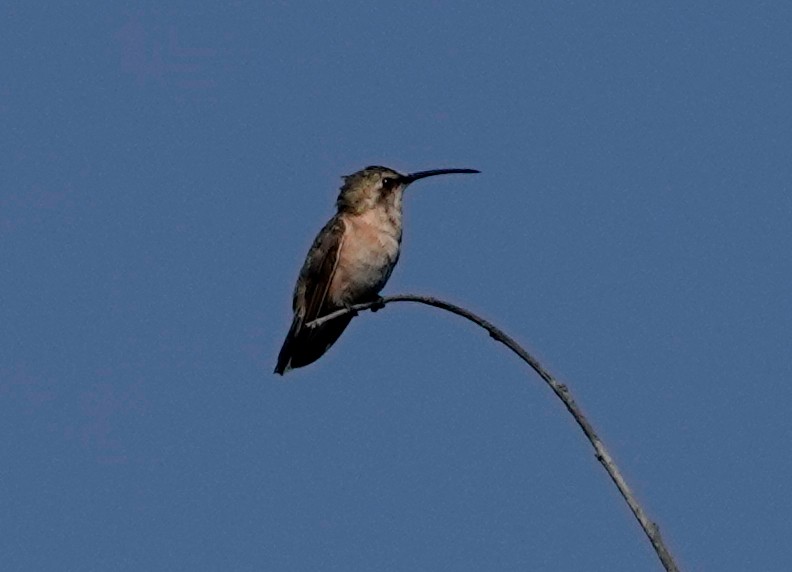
[370,297,385,313]
[344,304,359,318]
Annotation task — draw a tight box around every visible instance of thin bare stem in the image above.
[307,294,680,572]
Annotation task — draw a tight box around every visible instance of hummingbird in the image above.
[274,165,479,375]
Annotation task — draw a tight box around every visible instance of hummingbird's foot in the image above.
[344,303,359,318]
[370,296,386,313]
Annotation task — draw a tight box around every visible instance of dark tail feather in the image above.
[274,314,302,375]
[274,313,353,375]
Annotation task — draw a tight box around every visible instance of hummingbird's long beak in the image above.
[402,168,480,184]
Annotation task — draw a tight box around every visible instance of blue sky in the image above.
[3,2,791,570]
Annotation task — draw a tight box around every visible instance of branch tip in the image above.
[303,294,680,572]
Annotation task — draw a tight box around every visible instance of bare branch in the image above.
[307,294,680,572]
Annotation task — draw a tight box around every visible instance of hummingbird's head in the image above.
[336,165,479,214]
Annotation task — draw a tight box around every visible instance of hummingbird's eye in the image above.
[381,177,395,190]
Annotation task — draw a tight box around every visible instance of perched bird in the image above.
[274,165,479,375]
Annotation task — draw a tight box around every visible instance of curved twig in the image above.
[308,294,680,572]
